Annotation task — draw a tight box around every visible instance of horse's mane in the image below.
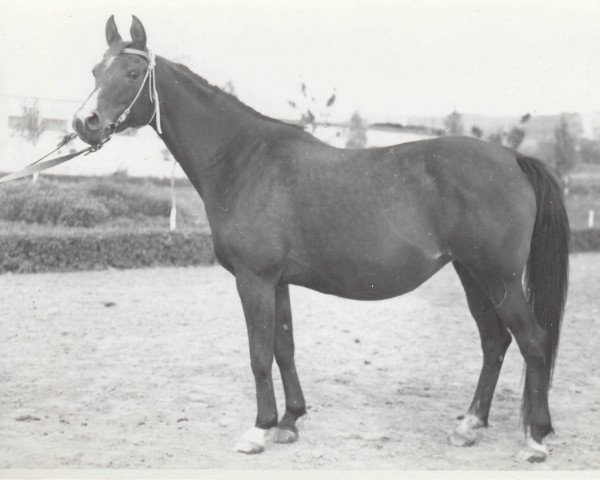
[162,57,303,131]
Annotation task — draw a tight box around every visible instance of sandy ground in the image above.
[0,254,598,471]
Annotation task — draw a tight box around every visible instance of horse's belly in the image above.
[284,248,451,300]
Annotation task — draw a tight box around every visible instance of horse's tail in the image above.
[516,155,570,430]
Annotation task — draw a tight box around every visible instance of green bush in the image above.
[88,181,173,218]
[0,177,190,228]
[20,190,69,225]
[0,225,214,273]
[0,183,71,225]
[58,198,110,227]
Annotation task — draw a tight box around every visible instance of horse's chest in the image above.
[211,220,287,274]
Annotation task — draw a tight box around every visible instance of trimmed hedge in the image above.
[571,229,600,252]
[0,226,214,273]
[0,224,597,275]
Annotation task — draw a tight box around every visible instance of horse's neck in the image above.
[151,57,273,204]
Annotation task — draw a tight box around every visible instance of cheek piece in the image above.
[112,48,162,135]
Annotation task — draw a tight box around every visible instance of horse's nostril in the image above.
[85,113,101,130]
[72,117,83,132]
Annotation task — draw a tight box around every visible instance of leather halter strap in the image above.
[115,48,162,134]
[122,48,150,61]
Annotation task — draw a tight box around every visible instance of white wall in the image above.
[0,96,437,178]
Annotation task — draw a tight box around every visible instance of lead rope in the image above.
[0,48,161,184]
[0,134,110,184]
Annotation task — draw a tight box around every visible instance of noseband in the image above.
[0,47,163,184]
[113,47,162,135]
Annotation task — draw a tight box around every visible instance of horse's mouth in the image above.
[71,117,112,146]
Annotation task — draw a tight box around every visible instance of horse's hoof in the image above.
[234,440,264,454]
[272,426,299,444]
[448,428,476,447]
[516,447,547,463]
[234,427,267,454]
[448,414,480,447]
[516,437,548,463]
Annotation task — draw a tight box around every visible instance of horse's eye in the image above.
[129,70,140,80]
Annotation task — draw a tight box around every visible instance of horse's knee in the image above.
[250,355,273,381]
[274,344,294,369]
[520,333,548,368]
[481,332,512,365]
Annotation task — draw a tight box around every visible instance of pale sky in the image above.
[2,0,600,122]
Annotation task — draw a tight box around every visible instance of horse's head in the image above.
[73,15,156,145]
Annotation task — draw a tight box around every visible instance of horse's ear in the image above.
[105,15,122,47]
[130,15,147,50]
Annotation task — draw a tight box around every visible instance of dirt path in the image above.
[0,254,598,470]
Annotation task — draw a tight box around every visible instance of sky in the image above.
[1,0,600,123]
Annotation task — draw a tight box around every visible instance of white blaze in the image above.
[75,88,101,123]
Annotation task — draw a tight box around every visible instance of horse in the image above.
[72,15,569,463]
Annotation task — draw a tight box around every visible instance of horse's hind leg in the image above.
[272,284,307,443]
[492,282,553,462]
[449,262,512,447]
[458,264,553,462]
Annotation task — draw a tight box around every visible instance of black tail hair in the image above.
[516,155,570,432]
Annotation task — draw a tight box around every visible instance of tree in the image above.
[579,138,600,165]
[470,126,483,139]
[18,99,44,144]
[18,99,45,182]
[506,113,530,150]
[444,110,464,136]
[554,114,578,180]
[345,111,367,149]
[485,113,530,150]
[487,131,505,145]
[221,81,237,97]
[506,127,526,150]
[287,82,336,132]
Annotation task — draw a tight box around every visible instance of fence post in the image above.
[588,210,595,229]
[169,157,177,231]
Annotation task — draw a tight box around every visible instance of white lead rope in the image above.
[0,47,163,184]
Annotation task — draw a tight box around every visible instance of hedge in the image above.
[0,225,214,273]
[0,225,598,275]
[570,229,600,253]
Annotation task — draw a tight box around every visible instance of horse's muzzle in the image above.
[72,116,108,145]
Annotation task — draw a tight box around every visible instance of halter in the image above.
[115,47,162,134]
[0,47,164,184]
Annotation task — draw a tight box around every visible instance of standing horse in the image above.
[72,16,569,462]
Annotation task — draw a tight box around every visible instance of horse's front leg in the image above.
[272,283,306,443]
[233,271,278,454]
